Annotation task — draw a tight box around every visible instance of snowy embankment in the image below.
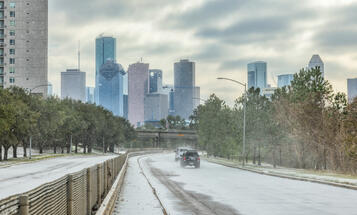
[0,154,117,200]
[204,156,357,189]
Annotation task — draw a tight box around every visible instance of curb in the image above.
[95,150,165,215]
[204,158,357,191]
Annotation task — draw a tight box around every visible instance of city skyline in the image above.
[48,0,357,106]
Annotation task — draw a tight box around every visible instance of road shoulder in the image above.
[203,156,357,190]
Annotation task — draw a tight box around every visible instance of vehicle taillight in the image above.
[183,157,186,161]
[197,157,200,161]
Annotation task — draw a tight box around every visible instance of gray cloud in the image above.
[48,0,357,102]
[162,0,245,29]
[51,0,183,25]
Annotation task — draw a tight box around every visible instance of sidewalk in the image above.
[204,155,357,190]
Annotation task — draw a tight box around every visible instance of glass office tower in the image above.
[247,61,267,90]
[98,59,125,116]
[95,36,116,104]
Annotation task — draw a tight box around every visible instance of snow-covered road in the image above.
[0,154,117,200]
[116,153,357,215]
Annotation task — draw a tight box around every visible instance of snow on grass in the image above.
[204,156,357,187]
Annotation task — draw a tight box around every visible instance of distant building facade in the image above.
[86,87,95,104]
[0,0,48,96]
[149,69,163,93]
[308,54,324,77]
[144,93,168,122]
[95,36,116,104]
[48,82,53,96]
[98,60,125,116]
[347,78,357,103]
[262,87,277,100]
[194,87,201,109]
[61,69,86,102]
[174,59,195,119]
[278,74,294,88]
[128,62,149,127]
[248,61,267,90]
[169,89,175,115]
[123,94,128,119]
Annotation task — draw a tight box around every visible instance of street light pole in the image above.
[242,84,247,166]
[217,77,247,166]
[28,84,51,159]
[29,136,32,159]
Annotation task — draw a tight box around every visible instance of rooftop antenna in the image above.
[78,40,81,72]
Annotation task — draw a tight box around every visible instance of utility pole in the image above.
[29,136,32,159]
[28,84,51,159]
[217,77,247,166]
[70,135,73,153]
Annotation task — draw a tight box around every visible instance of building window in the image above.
[10,11,15,17]
[9,77,15,84]
[9,49,15,55]
[9,2,15,8]
[9,58,15,64]
[10,20,15,27]
[9,67,15,74]
[10,39,15,45]
[0,68,3,75]
[9,30,15,36]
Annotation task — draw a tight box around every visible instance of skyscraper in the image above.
[98,59,125,116]
[247,61,267,90]
[61,69,86,102]
[149,69,163,93]
[194,87,201,109]
[95,35,116,104]
[0,0,48,96]
[278,74,294,88]
[308,54,324,77]
[174,59,195,120]
[169,89,175,116]
[128,62,149,127]
[86,87,95,104]
[347,78,357,103]
[123,94,128,120]
[144,93,168,122]
[48,82,53,96]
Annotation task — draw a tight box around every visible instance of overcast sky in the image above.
[49,0,357,105]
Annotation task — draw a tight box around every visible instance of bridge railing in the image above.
[0,154,127,215]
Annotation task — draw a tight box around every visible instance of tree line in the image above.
[191,68,357,173]
[0,87,136,161]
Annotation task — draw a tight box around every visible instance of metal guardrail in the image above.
[0,154,127,215]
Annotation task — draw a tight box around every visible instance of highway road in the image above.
[116,153,357,215]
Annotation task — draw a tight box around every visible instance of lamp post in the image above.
[217,77,247,166]
[28,84,50,159]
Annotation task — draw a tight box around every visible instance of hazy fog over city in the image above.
[48,0,357,105]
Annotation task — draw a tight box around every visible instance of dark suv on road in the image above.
[180,150,200,168]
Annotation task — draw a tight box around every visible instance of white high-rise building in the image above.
[0,0,48,96]
[308,55,324,77]
[61,69,86,102]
